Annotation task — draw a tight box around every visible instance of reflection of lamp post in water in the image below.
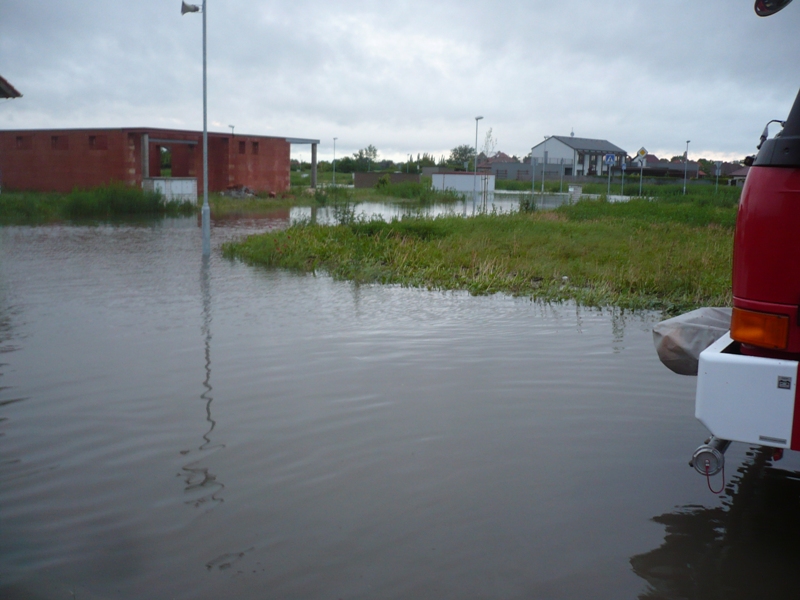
[182,253,225,507]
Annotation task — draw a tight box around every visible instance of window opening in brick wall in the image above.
[15,135,32,150]
[88,134,108,150]
[252,141,259,155]
[239,141,246,154]
[51,136,69,150]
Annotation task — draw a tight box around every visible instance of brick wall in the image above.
[0,128,292,194]
[353,172,421,188]
[0,129,135,192]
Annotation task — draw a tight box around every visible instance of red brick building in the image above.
[0,127,319,194]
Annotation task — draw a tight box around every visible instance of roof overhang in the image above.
[0,75,22,99]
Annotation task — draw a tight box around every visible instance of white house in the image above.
[530,135,627,177]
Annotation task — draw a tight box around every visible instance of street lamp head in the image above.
[475,116,484,121]
[181,1,201,14]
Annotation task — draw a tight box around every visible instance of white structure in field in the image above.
[432,173,495,194]
[142,177,198,203]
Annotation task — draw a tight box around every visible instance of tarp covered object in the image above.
[653,307,732,376]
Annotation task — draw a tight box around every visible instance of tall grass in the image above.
[374,179,462,203]
[0,183,195,222]
[496,178,742,205]
[556,196,737,228]
[313,185,353,205]
[0,192,65,222]
[65,183,194,217]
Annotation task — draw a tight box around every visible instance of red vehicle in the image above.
[658,1,800,479]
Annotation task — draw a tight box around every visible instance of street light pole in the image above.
[541,135,548,195]
[182,1,210,254]
[201,0,209,255]
[333,137,337,186]
[474,116,483,207]
[683,140,690,195]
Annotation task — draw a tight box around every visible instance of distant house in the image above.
[632,155,701,179]
[477,151,517,171]
[530,135,628,177]
[728,166,750,186]
[490,162,534,181]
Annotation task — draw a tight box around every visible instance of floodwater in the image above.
[288,192,576,225]
[1,212,799,600]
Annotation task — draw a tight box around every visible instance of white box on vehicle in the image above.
[696,332,798,448]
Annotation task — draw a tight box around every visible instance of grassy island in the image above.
[223,191,738,313]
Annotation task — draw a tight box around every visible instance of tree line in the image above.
[292,144,491,174]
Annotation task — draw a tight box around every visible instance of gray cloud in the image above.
[3,0,800,161]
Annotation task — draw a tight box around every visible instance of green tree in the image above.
[481,128,497,157]
[336,156,357,173]
[417,153,437,167]
[697,158,714,175]
[449,144,475,170]
[353,145,379,171]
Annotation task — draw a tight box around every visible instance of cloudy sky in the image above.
[2,1,800,163]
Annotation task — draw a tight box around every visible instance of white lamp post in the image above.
[683,140,690,195]
[541,135,548,195]
[182,1,210,255]
[473,116,483,206]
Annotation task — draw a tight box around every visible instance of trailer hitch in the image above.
[689,437,731,476]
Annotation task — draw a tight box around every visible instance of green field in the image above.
[223,193,738,313]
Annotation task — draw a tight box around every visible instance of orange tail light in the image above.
[731,307,790,350]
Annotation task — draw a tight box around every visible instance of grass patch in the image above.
[555,196,737,228]
[0,183,194,223]
[223,194,736,313]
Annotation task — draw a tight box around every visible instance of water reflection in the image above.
[206,193,580,236]
[181,254,225,508]
[632,448,800,599]
[0,217,737,598]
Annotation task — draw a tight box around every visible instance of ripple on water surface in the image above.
[0,219,798,600]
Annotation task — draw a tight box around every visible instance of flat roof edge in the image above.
[0,127,310,142]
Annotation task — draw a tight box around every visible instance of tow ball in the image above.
[689,437,731,476]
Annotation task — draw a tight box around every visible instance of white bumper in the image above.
[696,332,798,448]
